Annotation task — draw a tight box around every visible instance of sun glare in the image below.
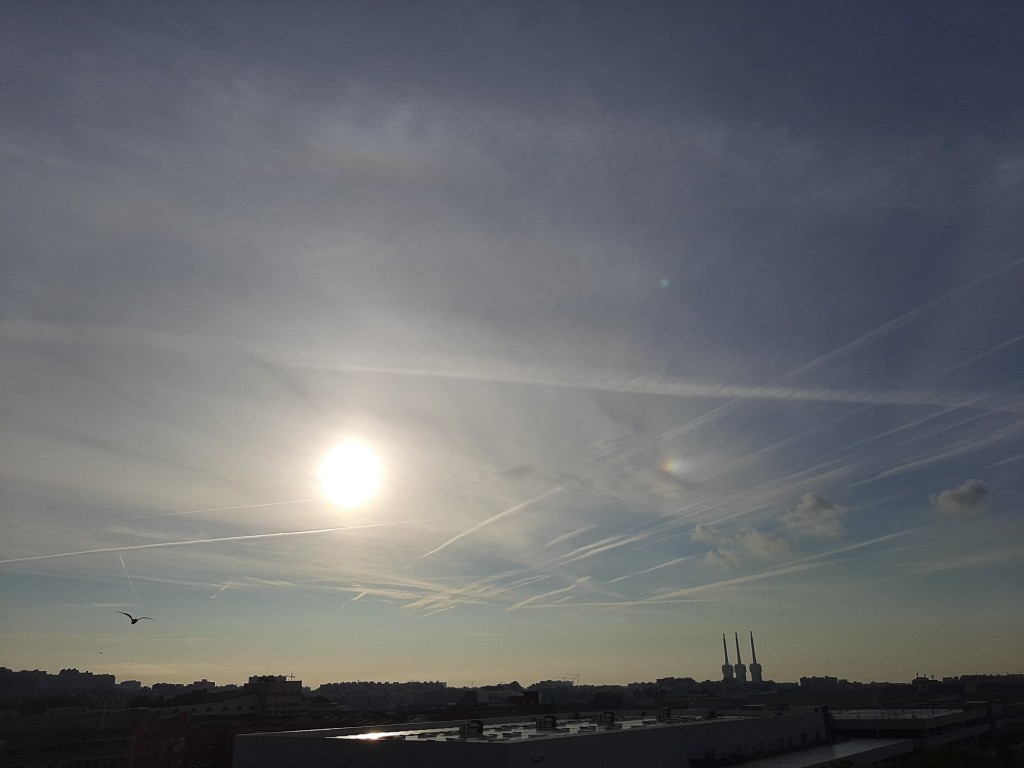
[318,441,382,508]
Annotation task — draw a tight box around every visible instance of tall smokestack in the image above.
[733,632,747,684]
[721,633,734,682]
[749,631,763,683]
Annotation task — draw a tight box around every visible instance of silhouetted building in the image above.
[246,675,305,718]
[830,705,1000,748]
[748,632,763,684]
[0,709,190,768]
[733,633,748,684]
[800,676,844,691]
[721,634,734,683]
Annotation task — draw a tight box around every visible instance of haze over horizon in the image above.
[2,2,1023,689]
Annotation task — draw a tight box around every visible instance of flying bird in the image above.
[118,612,155,624]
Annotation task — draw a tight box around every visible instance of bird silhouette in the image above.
[118,612,155,624]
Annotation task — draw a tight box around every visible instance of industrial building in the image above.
[234,707,846,768]
[733,633,748,684]
[748,631,763,684]
[233,703,1001,768]
[723,631,764,685]
[830,705,999,748]
[721,634,735,683]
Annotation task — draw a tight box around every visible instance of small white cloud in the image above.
[929,479,990,514]
[703,548,741,569]
[694,524,787,567]
[736,528,789,558]
[781,493,846,538]
[692,523,725,544]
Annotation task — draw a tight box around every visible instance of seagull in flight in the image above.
[118,612,155,624]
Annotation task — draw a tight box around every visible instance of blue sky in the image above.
[2,1,1022,687]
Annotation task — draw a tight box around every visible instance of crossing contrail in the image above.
[600,256,1024,467]
[209,581,234,599]
[0,521,423,565]
[418,487,563,559]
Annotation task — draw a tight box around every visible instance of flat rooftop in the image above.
[739,739,912,768]
[831,708,961,720]
[333,713,727,744]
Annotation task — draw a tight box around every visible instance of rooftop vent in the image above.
[535,715,557,730]
[459,720,483,739]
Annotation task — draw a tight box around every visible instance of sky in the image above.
[2,1,1023,689]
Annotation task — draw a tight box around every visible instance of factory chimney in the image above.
[748,631,763,683]
[721,633,734,682]
[733,632,748,684]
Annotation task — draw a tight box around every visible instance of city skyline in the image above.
[2,2,1023,688]
[6,662,1022,691]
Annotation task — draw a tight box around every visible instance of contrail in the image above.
[607,556,693,584]
[0,521,422,565]
[852,421,1024,485]
[118,554,143,607]
[646,528,925,604]
[209,581,234,599]
[9,498,322,533]
[601,257,1024,466]
[297,360,1022,413]
[507,582,581,612]
[126,498,320,522]
[987,452,1024,469]
[774,257,1024,384]
[337,590,367,610]
[418,487,563,560]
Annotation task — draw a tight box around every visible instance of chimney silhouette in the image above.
[749,631,763,683]
[721,633,734,682]
[733,632,748,684]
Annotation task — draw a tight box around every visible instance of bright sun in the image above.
[318,441,382,508]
